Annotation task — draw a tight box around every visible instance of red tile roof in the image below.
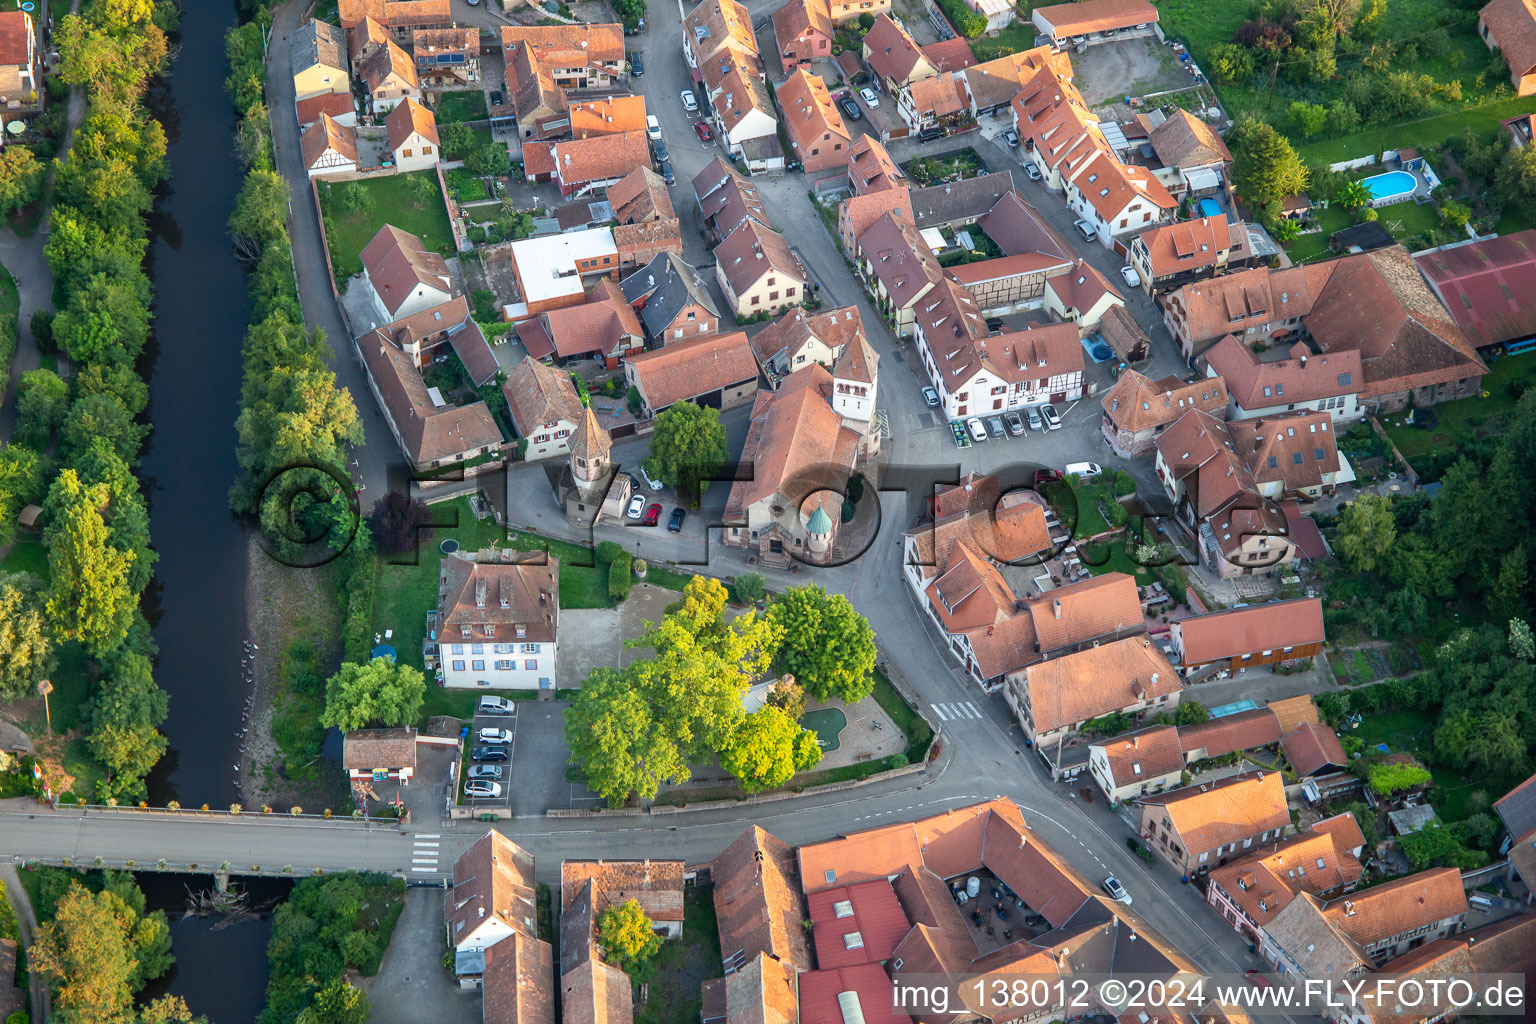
[552,131,651,188]
[0,11,32,67]
[1135,216,1232,278]
[1148,108,1232,168]
[1282,721,1348,777]
[1412,228,1536,349]
[1228,411,1341,491]
[777,68,851,156]
[845,135,904,194]
[438,552,559,646]
[568,94,649,138]
[357,331,503,465]
[1481,0,1536,77]
[627,331,758,410]
[799,965,914,1024]
[1139,770,1289,856]
[385,95,438,150]
[300,112,358,170]
[1203,336,1360,410]
[296,91,356,127]
[1176,597,1323,665]
[716,220,804,297]
[1101,370,1228,435]
[483,932,555,1024]
[499,23,626,66]
[1094,725,1184,789]
[1176,708,1283,760]
[808,880,910,967]
[1022,636,1182,736]
[1323,868,1467,948]
[862,14,933,85]
[710,826,812,970]
[725,370,858,517]
[361,224,450,318]
[920,36,975,72]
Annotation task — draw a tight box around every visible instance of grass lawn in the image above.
[1042,480,1120,539]
[0,534,48,578]
[1296,96,1536,167]
[636,888,721,1024]
[435,90,489,124]
[969,22,1038,63]
[1351,707,1436,752]
[870,669,933,760]
[1381,351,1536,461]
[319,172,454,280]
[1081,539,1155,585]
[1285,204,1352,263]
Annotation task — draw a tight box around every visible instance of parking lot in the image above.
[461,696,608,816]
[462,697,519,814]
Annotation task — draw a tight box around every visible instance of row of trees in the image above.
[565,577,877,805]
[0,0,182,802]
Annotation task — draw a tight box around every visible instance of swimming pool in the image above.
[1360,169,1417,205]
[1198,197,1225,220]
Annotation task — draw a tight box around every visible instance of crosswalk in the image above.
[929,701,984,722]
[410,833,441,874]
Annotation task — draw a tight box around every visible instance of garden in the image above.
[635,889,721,1024]
[903,147,986,187]
[434,90,490,124]
[1381,350,1535,468]
[317,172,455,280]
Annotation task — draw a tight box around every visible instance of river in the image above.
[140,0,251,808]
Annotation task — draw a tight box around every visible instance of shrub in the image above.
[608,551,633,600]
[935,0,986,36]
[1368,762,1431,797]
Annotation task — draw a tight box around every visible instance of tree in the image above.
[369,491,431,554]
[1289,101,1327,138]
[768,584,877,703]
[1399,821,1488,870]
[1325,100,1360,135]
[321,658,426,731]
[1487,546,1529,623]
[1208,43,1255,85]
[14,368,70,449]
[74,361,150,416]
[52,273,153,366]
[720,706,823,793]
[565,665,691,807]
[438,121,474,161]
[1438,199,1472,230]
[228,168,290,260]
[465,143,511,178]
[765,677,807,721]
[1335,493,1395,572]
[86,652,169,800]
[0,573,54,699]
[597,898,662,978]
[734,572,766,604]
[0,145,44,214]
[297,979,370,1024]
[1175,701,1209,726]
[645,401,728,498]
[140,996,211,1024]
[61,392,149,466]
[1229,116,1310,215]
[45,470,137,657]
[612,0,646,23]
[29,882,174,1024]
[1270,218,1301,244]
[1335,179,1373,211]
[0,444,43,550]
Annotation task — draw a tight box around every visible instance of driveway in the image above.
[505,700,606,814]
[357,887,482,1024]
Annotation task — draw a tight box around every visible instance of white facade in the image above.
[833,372,874,423]
[915,329,1084,420]
[437,639,557,690]
[364,273,452,325]
[306,148,357,179]
[450,913,516,955]
[392,129,438,172]
[1064,176,1168,248]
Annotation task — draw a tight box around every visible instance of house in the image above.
[777,69,852,174]
[1064,151,1177,248]
[1100,370,1229,457]
[1205,813,1365,949]
[709,825,812,973]
[1505,111,1536,148]
[1202,336,1363,422]
[715,220,807,319]
[965,0,1016,34]
[1479,0,1536,95]
[1089,725,1184,804]
[917,314,1085,421]
[1324,869,1469,966]
[607,167,682,266]
[700,48,781,170]
[299,112,359,178]
[348,15,390,63]
[0,11,40,113]
[436,550,559,690]
[1096,303,1151,364]
[837,137,910,252]
[567,95,648,139]
[749,305,867,381]
[855,210,943,338]
[1176,708,1283,763]
[921,36,976,73]
[1137,770,1290,874]
[1146,109,1233,198]
[506,43,571,142]
[691,157,770,243]
[559,959,631,1024]
[342,727,416,788]
[1161,263,1332,361]
[1011,636,1182,748]
[896,71,969,135]
[1154,409,1298,579]
[1041,259,1124,328]
[723,352,878,565]
[614,218,684,271]
[536,130,651,199]
[959,45,1070,116]
[384,97,438,172]
[1031,0,1159,47]
[560,860,686,971]
[772,0,833,75]
[527,280,645,368]
[625,332,759,417]
[1172,598,1324,674]
[860,15,937,96]
[826,0,892,23]
[485,934,555,1024]
[1129,216,1249,295]
[619,252,722,343]
[1281,721,1348,778]
[359,38,421,112]
[364,294,470,370]
[501,24,626,91]
[507,227,620,318]
[1338,916,1536,1024]
[1494,772,1536,905]
[296,91,358,128]
[290,19,350,101]
[1412,228,1536,353]
[356,329,503,471]
[339,0,452,40]
[807,882,911,967]
[413,27,479,87]
[1229,411,1351,499]
[360,224,452,323]
[682,0,758,69]
[446,830,540,962]
[1012,64,1106,192]
[502,356,584,460]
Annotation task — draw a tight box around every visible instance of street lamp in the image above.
[37,678,52,736]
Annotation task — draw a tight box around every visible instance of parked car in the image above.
[668,507,686,533]
[489,90,503,107]
[1026,406,1043,432]
[651,139,669,163]
[1004,411,1024,436]
[1102,876,1131,905]
[1073,219,1097,241]
[985,316,1004,333]
[626,494,646,519]
[464,780,503,798]
[838,95,862,121]
[643,502,662,526]
[478,696,515,716]
[966,417,988,443]
[859,87,880,107]
[1001,129,1019,147]
[1120,264,1140,287]
[1065,461,1102,478]
[630,51,644,76]
[468,764,503,780]
[694,119,713,141]
[1041,404,1063,430]
[659,159,675,185]
[471,745,509,762]
[681,90,698,113]
[919,125,943,142]
[646,114,662,140]
[638,463,663,491]
[1032,468,1062,487]
[1022,163,1042,181]
[987,416,1006,440]
[921,385,940,407]
[477,727,512,744]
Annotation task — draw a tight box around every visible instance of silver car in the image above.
[1102,876,1131,905]
[468,764,503,780]
[1026,407,1043,432]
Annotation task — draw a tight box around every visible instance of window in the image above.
[843,931,864,949]
[675,328,683,338]
[472,644,484,655]
[402,148,412,157]
[453,644,464,655]
[769,291,779,301]
[1292,452,1304,464]
[1275,383,1284,395]
[786,286,797,297]
[751,295,760,305]
[495,660,512,670]
[833,900,854,918]
[767,277,776,286]
[452,660,465,671]
[522,644,539,653]
[471,660,484,671]
[423,145,432,154]
[1267,456,1278,468]
[526,659,538,670]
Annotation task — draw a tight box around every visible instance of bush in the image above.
[935,0,986,36]
[858,11,874,27]
[608,551,633,601]
[1112,470,1135,497]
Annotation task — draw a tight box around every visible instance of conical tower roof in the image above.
[568,404,611,463]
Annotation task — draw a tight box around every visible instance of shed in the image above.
[342,726,418,784]
[16,504,41,528]
[1388,804,1437,836]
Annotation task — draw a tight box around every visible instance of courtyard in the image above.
[317,171,457,280]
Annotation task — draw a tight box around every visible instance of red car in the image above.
[643,502,663,526]
[694,120,713,142]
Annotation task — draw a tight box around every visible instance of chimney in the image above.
[1053,598,1062,619]
[1299,354,1307,367]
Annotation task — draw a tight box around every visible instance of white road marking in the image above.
[413,841,440,848]
[931,704,951,721]
[411,867,438,873]
[960,702,981,719]
[415,833,441,839]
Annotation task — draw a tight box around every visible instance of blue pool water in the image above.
[1360,170,1416,202]
[1198,198,1225,219]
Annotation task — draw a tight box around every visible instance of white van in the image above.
[646,114,662,141]
[1065,462,1102,478]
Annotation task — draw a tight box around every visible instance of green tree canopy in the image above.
[0,572,55,700]
[61,392,150,466]
[0,443,43,549]
[1367,761,1432,797]
[1175,701,1209,726]
[29,881,175,1024]
[0,145,45,215]
[86,652,170,801]
[768,584,877,703]
[296,979,371,1024]
[719,705,822,793]
[229,168,291,259]
[644,401,729,498]
[1335,492,1395,572]
[596,898,662,978]
[45,469,138,657]
[14,368,71,449]
[1229,116,1310,218]
[321,658,426,731]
